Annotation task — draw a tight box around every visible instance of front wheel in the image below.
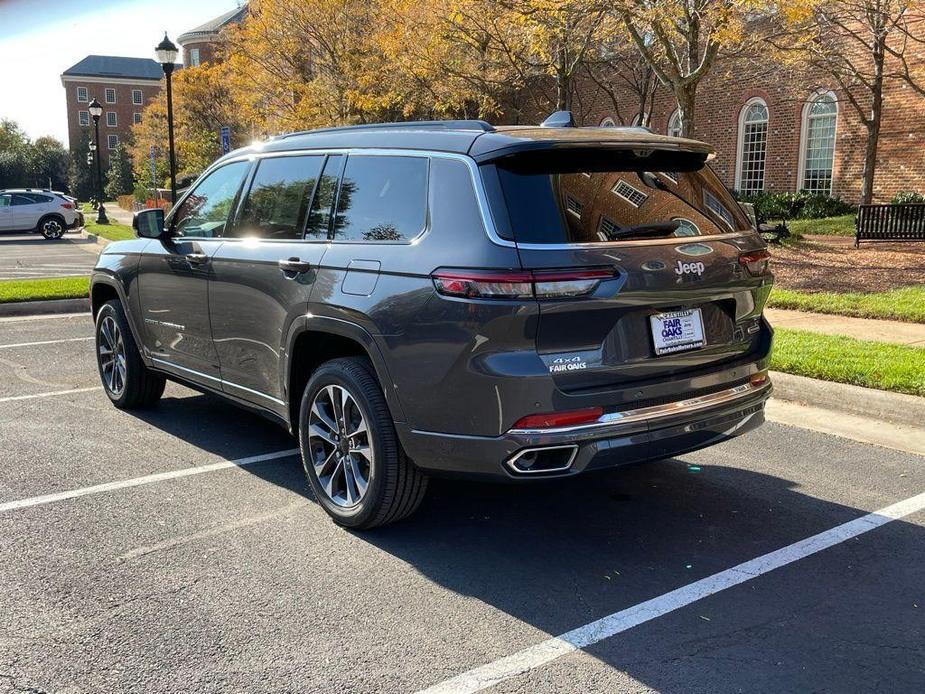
[95,300,166,409]
[299,357,427,529]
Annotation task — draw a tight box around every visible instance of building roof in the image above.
[177,5,247,45]
[215,120,715,167]
[62,55,171,81]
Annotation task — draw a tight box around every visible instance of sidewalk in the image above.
[765,307,925,346]
[101,201,133,226]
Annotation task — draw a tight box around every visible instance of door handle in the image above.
[185,252,209,265]
[278,257,312,274]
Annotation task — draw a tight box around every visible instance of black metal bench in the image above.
[855,203,925,247]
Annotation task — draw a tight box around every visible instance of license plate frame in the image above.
[650,308,706,356]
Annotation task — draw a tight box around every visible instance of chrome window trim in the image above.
[508,380,770,436]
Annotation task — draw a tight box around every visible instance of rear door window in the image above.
[331,155,428,242]
[232,155,323,239]
[488,156,751,244]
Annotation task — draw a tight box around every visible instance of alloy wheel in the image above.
[307,384,374,508]
[98,315,126,397]
[43,219,63,238]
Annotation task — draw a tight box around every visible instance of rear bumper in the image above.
[68,212,84,229]
[400,379,772,479]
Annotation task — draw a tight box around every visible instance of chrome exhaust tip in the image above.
[506,444,579,475]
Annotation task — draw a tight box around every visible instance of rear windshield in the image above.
[487,154,752,244]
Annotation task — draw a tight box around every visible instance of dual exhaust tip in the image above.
[506,444,579,475]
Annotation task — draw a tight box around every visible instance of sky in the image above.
[0,0,242,144]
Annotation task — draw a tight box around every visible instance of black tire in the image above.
[38,216,66,240]
[299,357,428,529]
[95,300,166,409]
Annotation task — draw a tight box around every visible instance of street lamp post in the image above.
[87,98,108,224]
[156,33,179,204]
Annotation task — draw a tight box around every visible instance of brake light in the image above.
[738,249,770,276]
[60,202,74,209]
[512,406,603,430]
[432,268,615,300]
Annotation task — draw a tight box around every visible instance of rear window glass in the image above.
[489,156,751,244]
[332,155,428,242]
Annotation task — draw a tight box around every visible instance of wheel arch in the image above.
[283,315,406,432]
[37,213,66,233]
[90,275,147,363]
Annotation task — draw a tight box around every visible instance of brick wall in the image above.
[62,78,162,168]
[181,40,220,68]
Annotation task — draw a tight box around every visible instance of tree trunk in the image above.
[860,119,881,205]
[676,86,696,138]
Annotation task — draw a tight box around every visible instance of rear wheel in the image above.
[95,300,165,409]
[299,357,427,529]
[38,216,65,240]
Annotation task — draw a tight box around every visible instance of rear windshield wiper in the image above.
[608,220,681,240]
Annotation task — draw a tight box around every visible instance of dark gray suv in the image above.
[90,115,774,528]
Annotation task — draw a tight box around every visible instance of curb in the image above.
[770,371,925,430]
[0,298,91,318]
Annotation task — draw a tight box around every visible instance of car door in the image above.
[11,193,43,230]
[208,153,334,409]
[0,194,12,230]
[137,160,251,386]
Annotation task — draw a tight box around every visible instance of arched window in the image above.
[736,98,769,194]
[667,110,682,138]
[599,117,616,127]
[672,218,700,237]
[632,112,649,127]
[799,92,838,194]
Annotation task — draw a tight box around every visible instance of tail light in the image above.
[60,202,74,209]
[738,249,770,276]
[511,406,603,430]
[433,268,616,300]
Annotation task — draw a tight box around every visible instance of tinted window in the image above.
[171,161,249,238]
[0,195,10,208]
[305,155,344,240]
[233,155,323,239]
[12,194,49,205]
[332,155,428,242]
[489,155,751,244]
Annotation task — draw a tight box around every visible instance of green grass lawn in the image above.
[85,217,134,241]
[769,286,925,323]
[772,214,855,237]
[0,276,89,304]
[771,328,925,397]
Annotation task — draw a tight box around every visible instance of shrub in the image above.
[891,191,925,204]
[734,191,854,221]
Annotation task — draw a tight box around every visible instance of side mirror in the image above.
[133,208,165,239]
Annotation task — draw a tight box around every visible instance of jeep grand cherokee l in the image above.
[90,115,774,529]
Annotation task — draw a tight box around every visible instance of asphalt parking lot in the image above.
[0,232,98,280]
[0,313,922,693]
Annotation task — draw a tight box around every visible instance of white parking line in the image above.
[0,448,301,514]
[419,490,925,694]
[0,386,102,403]
[0,313,89,323]
[0,336,94,350]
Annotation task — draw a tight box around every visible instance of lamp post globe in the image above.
[156,33,179,204]
[87,98,108,224]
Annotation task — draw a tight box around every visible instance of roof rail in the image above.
[275,120,496,140]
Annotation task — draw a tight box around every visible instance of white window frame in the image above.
[105,88,116,104]
[133,112,142,124]
[77,86,88,103]
[735,97,770,194]
[797,90,839,195]
[667,110,682,138]
[108,134,119,150]
[132,89,143,105]
[189,48,201,67]
[106,111,117,127]
[612,180,649,207]
[632,112,650,127]
[599,116,616,127]
[78,111,90,126]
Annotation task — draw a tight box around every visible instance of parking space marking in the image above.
[0,448,300,514]
[419,490,925,694]
[0,386,102,403]
[0,313,89,324]
[0,336,93,350]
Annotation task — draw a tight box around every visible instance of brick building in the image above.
[177,5,247,68]
[583,57,925,204]
[60,56,171,167]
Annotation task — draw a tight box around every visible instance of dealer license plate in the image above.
[650,309,706,356]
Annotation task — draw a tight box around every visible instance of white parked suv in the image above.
[0,189,84,239]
